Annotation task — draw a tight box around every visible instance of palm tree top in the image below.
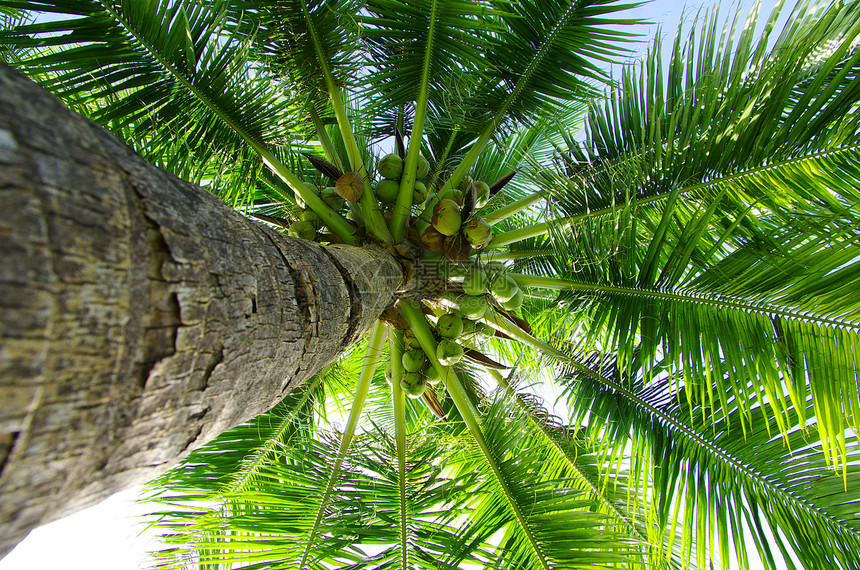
[2,0,860,568]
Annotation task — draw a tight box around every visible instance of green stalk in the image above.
[389,330,409,569]
[438,1,584,195]
[307,102,344,172]
[488,368,649,542]
[397,301,551,569]
[480,249,554,261]
[389,0,439,241]
[508,273,860,330]
[488,219,554,248]
[96,0,356,245]
[299,0,393,243]
[481,309,568,361]
[297,321,387,569]
[428,126,460,191]
[257,148,357,244]
[483,191,546,225]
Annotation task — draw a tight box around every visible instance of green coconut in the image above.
[432,198,462,236]
[425,365,442,385]
[462,268,489,296]
[375,179,400,204]
[436,339,464,366]
[491,275,519,302]
[436,313,464,339]
[288,220,317,241]
[400,373,427,398]
[377,153,404,180]
[474,180,491,207]
[321,187,345,210]
[458,295,488,319]
[500,287,524,311]
[462,217,492,249]
[301,210,323,229]
[416,155,430,179]
[402,348,427,373]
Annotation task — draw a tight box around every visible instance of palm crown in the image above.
[2,0,860,568]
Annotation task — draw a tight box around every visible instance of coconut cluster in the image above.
[419,176,493,261]
[285,148,526,407]
[387,261,524,399]
[375,152,430,206]
[288,181,347,240]
[392,307,496,398]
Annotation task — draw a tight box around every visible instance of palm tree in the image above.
[1,0,859,568]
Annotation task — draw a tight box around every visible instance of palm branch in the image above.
[4,0,860,568]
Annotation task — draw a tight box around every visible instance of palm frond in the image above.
[559,351,860,570]
[0,0,311,207]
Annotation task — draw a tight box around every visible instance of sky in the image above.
[1,0,796,569]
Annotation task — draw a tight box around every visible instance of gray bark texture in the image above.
[0,64,402,556]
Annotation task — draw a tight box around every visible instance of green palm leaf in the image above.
[560,353,860,570]
[0,0,309,207]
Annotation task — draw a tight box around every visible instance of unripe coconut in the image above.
[402,348,427,373]
[376,179,400,204]
[420,225,446,252]
[462,217,493,249]
[301,210,323,229]
[436,313,464,339]
[439,188,464,205]
[413,181,427,203]
[458,295,488,319]
[405,334,421,349]
[459,318,478,340]
[475,321,495,341]
[336,171,364,202]
[491,275,520,303]
[432,198,462,236]
[500,287,524,311]
[321,187,345,210]
[462,268,489,296]
[436,339,464,366]
[400,372,427,398]
[416,155,430,179]
[425,365,442,385]
[288,220,317,241]
[474,180,491,207]
[377,153,403,180]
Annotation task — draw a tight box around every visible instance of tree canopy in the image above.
[2,0,859,568]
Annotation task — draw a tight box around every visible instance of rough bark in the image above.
[0,64,402,556]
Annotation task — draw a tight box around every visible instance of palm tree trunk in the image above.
[0,64,403,556]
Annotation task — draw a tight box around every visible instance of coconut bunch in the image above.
[384,260,525,402]
[278,136,533,418]
[418,175,495,262]
[287,180,347,240]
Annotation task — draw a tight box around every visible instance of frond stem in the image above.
[398,301,551,570]
[389,0,438,240]
[483,191,546,225]
[297,320,387,569]
[509,273,860,331]
[96,0,357,243]
[389,329,410,569]
[440,1,583,195]
[298,0,393,243]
